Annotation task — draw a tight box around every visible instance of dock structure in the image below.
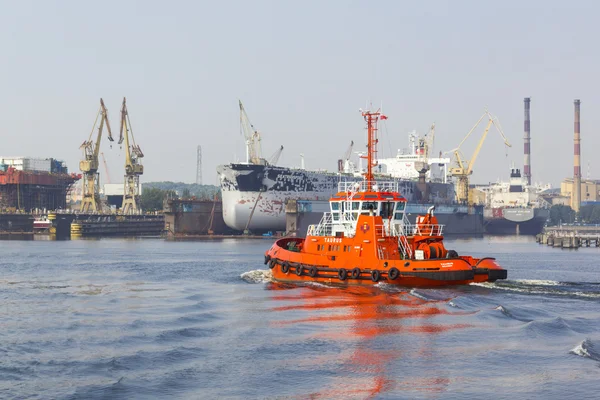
[536,225,600,248]
[69,214,164,238]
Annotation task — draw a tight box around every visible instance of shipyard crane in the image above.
[448,111,511,204]
[338,140,354,172]
[118,97,144,214]
[422,123,435,157]
[79,98,114,212]
[268,145,284,165]
[239,100,263,165]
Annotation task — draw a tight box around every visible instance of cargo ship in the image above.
[0,157,80,211]
[478,167,550,235]
[218,103,462,233]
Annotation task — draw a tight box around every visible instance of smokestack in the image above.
[573,99,581,213]
[523,97,531,185]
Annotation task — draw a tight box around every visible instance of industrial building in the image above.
[0,157,80,211]
[561,178,600,206]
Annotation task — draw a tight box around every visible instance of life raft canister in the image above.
[416,213,440,236]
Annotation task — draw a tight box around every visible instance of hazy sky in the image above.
[1,0,599,187]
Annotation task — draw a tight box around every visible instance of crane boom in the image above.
[101,152,111,184]
[448,110,512,204]
[119,97,144,214]
[268,145,284,165]
[343,140,354,161]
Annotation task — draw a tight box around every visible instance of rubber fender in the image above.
[264,255,271,265]
[388,267,400,280]
[295,265,303,276]
[268,259,277,269]
[281,262,290,274]
[338,268,348,281]
[309,266,318,277]
[371,270,381,282]
[351,267,361,279]
[447,250,459,258]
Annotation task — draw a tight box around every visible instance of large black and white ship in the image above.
[218,105,457,232]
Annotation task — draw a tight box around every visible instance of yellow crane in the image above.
[449,111,511,204]
[79,98,114,212]
[118,97,144,214]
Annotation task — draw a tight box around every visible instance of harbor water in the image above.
[1,236,600,399]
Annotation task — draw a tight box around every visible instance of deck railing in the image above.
[337,180,399,193]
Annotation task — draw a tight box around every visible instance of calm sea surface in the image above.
[1,236,600,399]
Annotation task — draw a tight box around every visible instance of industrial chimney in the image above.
[523,97,531,185]
[573,99,582,213]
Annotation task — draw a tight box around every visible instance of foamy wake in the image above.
[471,281,600,299]
[240,269,273,284]
[570,339,600,361]
[514,279,561,286]
[494,305,509,315]
[409,289,430,301]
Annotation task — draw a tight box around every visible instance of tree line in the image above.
[548,204,600,225]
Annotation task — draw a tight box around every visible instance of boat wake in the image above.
[471,279,600,299]
[570,339,600,362]
[240,269,273,284]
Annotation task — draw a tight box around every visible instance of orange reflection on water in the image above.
[267,283,476,398]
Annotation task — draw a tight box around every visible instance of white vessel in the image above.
[477,167,551,234]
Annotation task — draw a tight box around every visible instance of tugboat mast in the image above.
[361,110,382,190]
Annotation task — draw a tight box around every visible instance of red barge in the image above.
[263,109,507,287]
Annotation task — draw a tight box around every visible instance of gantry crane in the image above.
[449,111,511,204]
[239,100,264,165]
[118,97,144,214]
[79,98,114,212]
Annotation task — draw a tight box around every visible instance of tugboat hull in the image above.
[265,238,506,288]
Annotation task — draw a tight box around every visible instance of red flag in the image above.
[380,115,388,120]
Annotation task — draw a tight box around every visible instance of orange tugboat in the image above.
[263,109,507,287]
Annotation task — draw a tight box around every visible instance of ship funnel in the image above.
[524,97,531,185]
[573,99,581,212]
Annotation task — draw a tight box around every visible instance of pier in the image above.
[536,225,600,249]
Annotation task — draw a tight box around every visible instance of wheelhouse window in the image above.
[380,201,394,219]
[361,202,377,210]
[394,201,406,220]
[331,202,340,211]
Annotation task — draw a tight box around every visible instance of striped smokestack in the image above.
[573,99,581,212]
[523,97,531,185]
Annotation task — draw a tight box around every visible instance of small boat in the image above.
[33,216,52,232]
[263,109,507,287]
